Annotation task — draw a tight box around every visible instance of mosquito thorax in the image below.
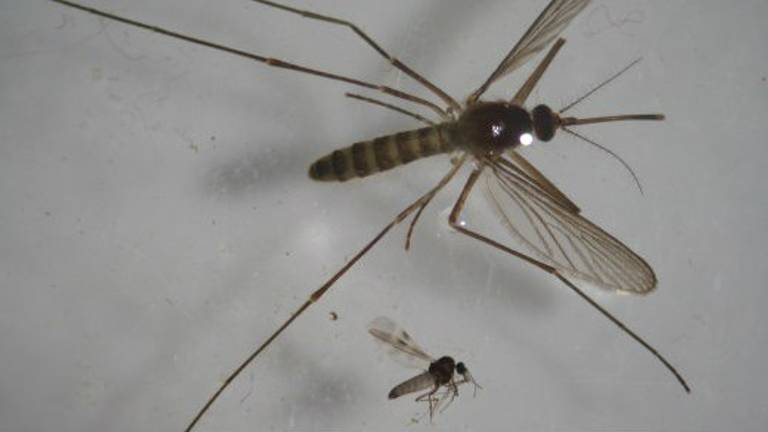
[458,101,534,156]
[531,104,560,142]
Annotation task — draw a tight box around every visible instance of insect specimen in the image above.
[49,0,691,430]
[368,316,480,420]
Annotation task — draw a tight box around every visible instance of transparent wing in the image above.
[483,155,656,294]
[506,150,580,214]
[368,317,434,368]
[471,0,591,99]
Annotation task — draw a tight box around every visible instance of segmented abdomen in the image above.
[308,124,457,182]
[388,371,436,399]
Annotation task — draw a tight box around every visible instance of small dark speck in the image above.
[44,211,52,217]
[762,76,766,82]
[210,136,216,141]
[212,219,216,225]
[285,251,291,256]
[329,311,338,321]
[164,297,174,306]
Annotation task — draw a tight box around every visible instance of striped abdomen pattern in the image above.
[308,124,458,182]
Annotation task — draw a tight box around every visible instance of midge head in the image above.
[455,361,481,395]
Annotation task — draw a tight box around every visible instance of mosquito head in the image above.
[455,362,467,375]
[458,101,534,156]
[531,104,560,141]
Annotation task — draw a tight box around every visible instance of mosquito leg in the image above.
[49,0,449,119]
[404,198,431,251]
[511,38,565,105]
[447,169,691,394]
[183,157,467,432]
[252,0,461,114]
[345,93,436,126]
[403,145,464,251]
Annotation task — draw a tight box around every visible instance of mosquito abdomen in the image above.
[308,124,458,182]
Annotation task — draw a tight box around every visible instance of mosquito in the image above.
[368,316,480,420]
[49,1,691,430]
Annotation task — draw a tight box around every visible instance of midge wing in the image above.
[470,0,591,100]
[483,156,656,294]
[368,317,434,369]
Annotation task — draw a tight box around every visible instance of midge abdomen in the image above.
[308,124,459,182]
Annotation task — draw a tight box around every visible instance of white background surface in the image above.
[1,1,767,431]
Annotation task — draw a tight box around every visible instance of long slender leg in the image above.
[448,169,691,393]
[183,158,467,432]
[403,153,466,251]
[436,380,460,413]
[511,38,565,105]
[415,385,440,421]
[404,197,432,251]
[253,0,462,114]
[345,93,436,126]
[49,0,449,119]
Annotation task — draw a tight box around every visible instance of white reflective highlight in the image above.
[491,124,504,137]
[520,132,533,146]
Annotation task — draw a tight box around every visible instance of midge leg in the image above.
[415,384,441,421]
[183,156,467,432]
[448,168,691,394]
[253,0,461,115]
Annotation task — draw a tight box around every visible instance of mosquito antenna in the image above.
[560,57,643,114]
[562,126,644,194]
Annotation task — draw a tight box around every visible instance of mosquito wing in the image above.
[506,150,581,214]
[368,316,434,368]
[470,0,591,100]
[483,154,656,294]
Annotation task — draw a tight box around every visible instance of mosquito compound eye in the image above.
[456,362,467,374]
[532,104,557,141]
